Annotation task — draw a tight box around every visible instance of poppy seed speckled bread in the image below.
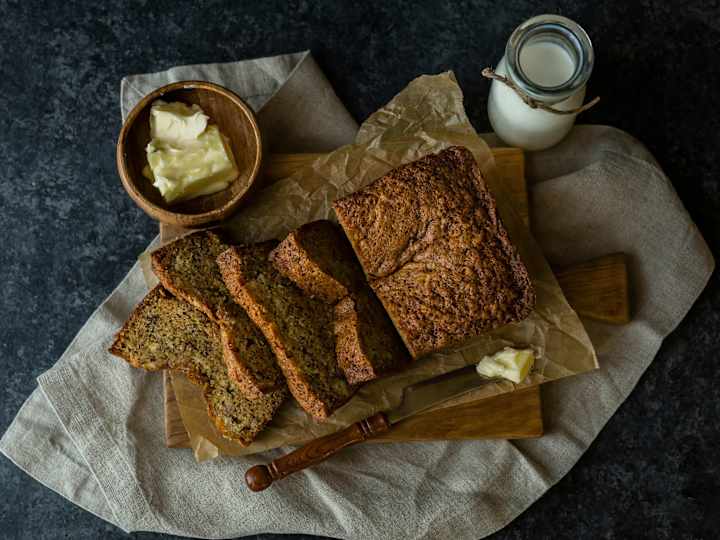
[334,286,411,384]
[150,230,283,399]
[333,146,535,358]
[217,242,355,419]
[269,220,365,304]
[109,285,287,445]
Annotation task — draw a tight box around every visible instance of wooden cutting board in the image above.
[161,148,630,448]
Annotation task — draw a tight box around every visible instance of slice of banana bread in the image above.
[334,286,411,384]
[109,286,287,445]
[333,146,535,358]
[217,242,355,420]
[269,220,365,304]
[151,230,283,399]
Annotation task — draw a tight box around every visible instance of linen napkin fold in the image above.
[1,51,714,539]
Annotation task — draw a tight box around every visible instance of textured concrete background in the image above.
[1,1,718,539]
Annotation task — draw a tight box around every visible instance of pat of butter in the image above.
[476,347,535,384]
[150,100,208,143]
[144,100,238,204]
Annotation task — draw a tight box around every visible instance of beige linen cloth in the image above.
[0,51,714,539]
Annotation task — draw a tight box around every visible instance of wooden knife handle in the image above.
[245,412,390,491]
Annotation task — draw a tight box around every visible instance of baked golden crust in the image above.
[269,220,364,304]
[334,287,410,384]
[150,230,283,398]
[217,242,355,420]
[333,146,535,358]
[109,285,286,446]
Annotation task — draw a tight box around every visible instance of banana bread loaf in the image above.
[333,146,535,358]
[109,286,286,445]
[151,230,283,399]
[217,242,355,419]
[269,220,365,304]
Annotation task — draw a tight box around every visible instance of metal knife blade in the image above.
[386,364,502,424]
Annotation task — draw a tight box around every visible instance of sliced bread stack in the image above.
[150,230,284,399]
[109,286,286,446]
[267,220,411,384]
[110,219,412,444]
[109,231,288,446]
[217,241,355,419]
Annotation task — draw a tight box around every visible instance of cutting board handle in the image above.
[245,412,390,491]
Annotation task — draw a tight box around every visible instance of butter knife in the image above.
[245,364,502,491]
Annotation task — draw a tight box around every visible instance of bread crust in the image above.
[333,288,411,384]
[269,220,364,304]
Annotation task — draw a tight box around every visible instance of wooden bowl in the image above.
[117,81,262,227]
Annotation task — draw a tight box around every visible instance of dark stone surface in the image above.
[1,1,718,538]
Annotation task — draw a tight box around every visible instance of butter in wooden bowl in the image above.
[143,100,239,204]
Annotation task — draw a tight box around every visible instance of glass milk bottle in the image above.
[487,15,595,151]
